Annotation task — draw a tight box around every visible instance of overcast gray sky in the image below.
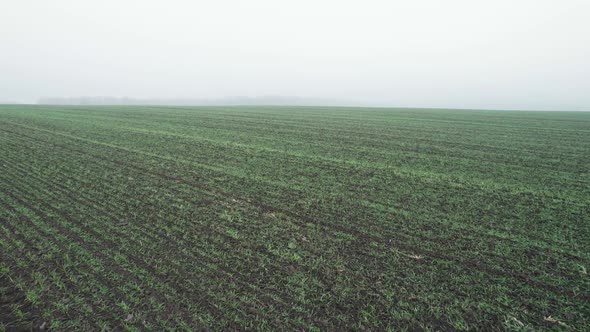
[1,0,589,110]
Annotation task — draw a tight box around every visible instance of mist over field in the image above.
[1,0,589,110]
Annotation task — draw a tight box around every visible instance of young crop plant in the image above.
[0,105,589,330]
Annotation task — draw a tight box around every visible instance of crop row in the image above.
[1,105,588,330]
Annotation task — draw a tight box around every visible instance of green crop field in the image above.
[0,105,589,331]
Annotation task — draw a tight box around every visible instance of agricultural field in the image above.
[0,105,589,331]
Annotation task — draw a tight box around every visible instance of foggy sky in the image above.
[1,0,589,110]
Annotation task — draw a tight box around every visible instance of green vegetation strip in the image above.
[0,105,588,330]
